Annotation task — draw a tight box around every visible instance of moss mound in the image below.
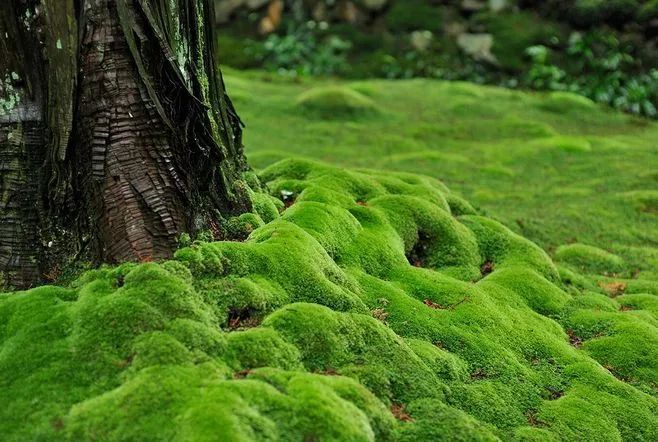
[296,86,378,118]
[534,136,593,153]
[555,243,627,276]
[620,190,658,214]
[538,91,598,114]
[1,160,657,440]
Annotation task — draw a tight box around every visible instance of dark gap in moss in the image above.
[525,410,547,427]
[567,329,583,348]
[279,190,297,209]
[604,365,631,383]
[116,275,125,288]
[233,369,253,379]
[390,404,414,422]
[423,299,443,309]
[114,352,135,369]
[470,368,488,380]
[407,231,430,268]
[424,297,470,310]
[51,417,64,432]
[316,367,339,376]
[480,261,495,278]
[227,307,261,330]
[546,388,564,400]
[620,305,634,312]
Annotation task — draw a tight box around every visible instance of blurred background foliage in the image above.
[214,0,658,117]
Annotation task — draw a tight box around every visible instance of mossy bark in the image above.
[0,0,250,289]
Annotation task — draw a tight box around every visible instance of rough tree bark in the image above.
[0,0,251,289]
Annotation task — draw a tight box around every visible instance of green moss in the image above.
[385,0,443,33]
[394,399,499,441]
[534,136,592,153]
[639,0,658,21]
[295,86,379,119]
[619,190,658,214]
[474,11,566,71]
[225,327,303,371]
[2,159,658,439]
[555,243,626,276]
[538,91,598,113]
[226,212,265,240]
[569,0,641,26]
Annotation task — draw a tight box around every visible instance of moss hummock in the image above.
[1,159,657,440]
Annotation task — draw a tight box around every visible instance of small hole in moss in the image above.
[603,365,631,382]
[390,403,414,422]
[227,308,261,330]
[51,417,64,431]
[233,369,253,379]
[423,299,444,309]
[425,297,469,310]
[114,352,135,369]
[480,261,495,277]
[116,275,125,287]
[525,410,546,427]
[316,367,339,376]
[546,388,564,400]
[407,231,430,267]
[567,329,583,348]
[470,368,487,380]
[280,190,296,208]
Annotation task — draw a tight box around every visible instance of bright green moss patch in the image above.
[534,136,593,153]
[555,243,627,276]
[537,91,598,113]
[2,159,658,440]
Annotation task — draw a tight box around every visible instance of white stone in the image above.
[456,33,498,64]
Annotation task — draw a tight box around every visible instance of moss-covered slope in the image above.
[1,160,657,440]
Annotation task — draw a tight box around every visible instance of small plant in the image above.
[523,32,658,118]
[524,45,567,91]
[258,21,352,76]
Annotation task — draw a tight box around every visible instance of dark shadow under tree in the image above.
[0,0,251,289]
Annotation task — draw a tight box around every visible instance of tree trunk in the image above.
[0,0,251,289]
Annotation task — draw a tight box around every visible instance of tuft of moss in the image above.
[295,86,379,119]
[538,91,598,113]
[555,243,627,276]
[534,136,592,153]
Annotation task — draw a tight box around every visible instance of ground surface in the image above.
[227,69,658,281]
[1,73,657,440]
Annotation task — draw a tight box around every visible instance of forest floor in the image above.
[227,68,658,281]
[1,71,657,440]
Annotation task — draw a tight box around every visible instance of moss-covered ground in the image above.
[228,69,658,282]
[2,72,658,440]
